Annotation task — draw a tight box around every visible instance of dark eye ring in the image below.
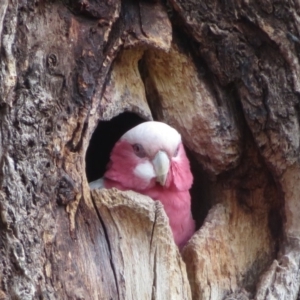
[132,143,146,158]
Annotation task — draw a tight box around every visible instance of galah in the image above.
[90,121,195,249]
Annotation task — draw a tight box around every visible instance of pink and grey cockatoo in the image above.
[90,121,195,248]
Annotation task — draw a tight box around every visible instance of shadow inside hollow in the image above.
[86,112,145,182]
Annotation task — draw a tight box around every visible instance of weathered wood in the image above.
[100,48,153,121]
[92,189,191,300]
[169,0,300,174]
[1,0,300,299]
[168,0,300,298]
[0,0,186,299]
[142,41,242,174]
[181,137,281,300]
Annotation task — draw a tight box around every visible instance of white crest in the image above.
[121,121,181,156]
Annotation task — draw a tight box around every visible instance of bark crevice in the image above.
[91,194,121,300]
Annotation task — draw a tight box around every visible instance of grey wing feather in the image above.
[89,178,104,190]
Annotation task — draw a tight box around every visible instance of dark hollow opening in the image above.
[86,111,212,229]
[186,149,215,228]
[86,112,146,182]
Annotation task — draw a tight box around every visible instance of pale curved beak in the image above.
[152,150,170,186]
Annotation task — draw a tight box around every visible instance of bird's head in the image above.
[104,121,193,191]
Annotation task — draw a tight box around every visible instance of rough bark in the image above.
[0,1,190,299]
[1,0,300,299]
[166,1,300,299]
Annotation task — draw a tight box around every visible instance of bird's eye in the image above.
[174,146,180,157]
[132,143,146,158]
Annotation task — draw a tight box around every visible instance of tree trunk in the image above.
[0,0,299,299]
